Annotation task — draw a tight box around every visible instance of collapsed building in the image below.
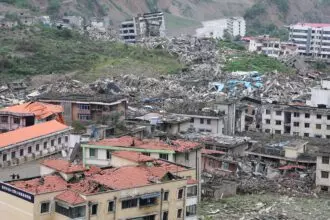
[120,12,165,43]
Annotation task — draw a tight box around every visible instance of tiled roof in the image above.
[0,120,70,148]
[10,175,67,194]
[89,136,143,147]
[137,140,173,151]
[187,179,198,185]
[171,140,201,152]
[0,101,63,120]
[55,190,86,205]
[112,151,155,163]
[41,159,87,174]
[296,23,330,28]
[202,149,226,155]
[154,160,187,173]
[91,166,168,190]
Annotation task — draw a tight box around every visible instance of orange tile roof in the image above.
[137,140,173,151]
[55,190,86,205]
[89,136,143,147]
[112,151,155,163]
[154,160,187,173]
[41,159,87,174]
[10,175,67,194]
[91,166,168,190]
[0,102,63,120]
[0,120,70,148]
[171,140,202,152]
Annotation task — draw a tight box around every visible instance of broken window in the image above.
[200,118,204,124]
[317,114,322,119]
[321,171,329,179]
[293,112,300,117]
[177,188,184,199]
[0,116,8,123]
[13,117,20,124]
[294,122,299,127]
[316,124,322,129]
[265,119,271,124]
[322,156,330,164]
[276,111,282,116]
[304,133,309,137]
[186,205,197,217]
[305,113,310,118]
[305,123,310,128]
[275,120,281,125]
[265,109,270,114]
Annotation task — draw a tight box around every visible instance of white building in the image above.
[316,148,330,192]
[289,23,330,59]
[226,17,246,38]
[120,12,166,43]
[308,79,330,107]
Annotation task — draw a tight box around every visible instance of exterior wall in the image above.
[195,19,227,38]
[202,156,237,174]
[316,155,330,187]
[0,190,34,220]
[189,116,223,134]
[227,17,246,37]
[40,165,56,176]
[310,88,330,107]
[71,103,79,122]
[0,114,28,132]
[0,131,70,168]
[111,155,139,167]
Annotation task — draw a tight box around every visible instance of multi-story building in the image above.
[289,23,330,59]
[0,101,64,133]
[316,147,330,192]
[0,159,196,220]
[226,17,246,38]
[0,120,71,167]
[38,93,127,125]
[120,12,166,43]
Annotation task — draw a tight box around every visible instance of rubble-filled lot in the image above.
[199,194,330,220]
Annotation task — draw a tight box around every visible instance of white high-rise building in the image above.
[226,17,246,38]
[289,23,330,59]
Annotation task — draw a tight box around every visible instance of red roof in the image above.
[187,179,198,185]
[41,159,87,174]
[154,160,187,173]
[10,175,67,194]
[112,151,155,163]
[0,101,63,120]
[278,165,306,170]
[202,149,226,155]
[55,190,86,205]
[296,23,330,28]
[89,136,143,147]
[137,140,173,151]
[171,140,201,152]
[0,120,70,148]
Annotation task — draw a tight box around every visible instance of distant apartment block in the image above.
[38,93,127,125]
[120,12,166,43]
[0,120,71,167]
[0,101,64,133]
[289,23,330,59]
[226,17,246,38]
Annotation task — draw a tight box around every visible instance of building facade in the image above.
[289,23,330,59]
[0,161,196,220]
[316,149,330,192]
[38,93,127,125]
[0,120,71,167]
[226,17,246,38]
[120,12,166,43]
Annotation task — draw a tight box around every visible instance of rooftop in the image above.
[171,140,202,152]
[0,101,63,120]
[112,151,155,163]
[0,120,70,148]
[38,93,127,104]
[180,133,250,147]
[202,149,226,155]
[295,23,330,28]
[55,190,86,205]
[41,159,87,174]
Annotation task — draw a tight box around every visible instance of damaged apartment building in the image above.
[120,12,166,43]
[260,79,330,138]
[38,93,127,125]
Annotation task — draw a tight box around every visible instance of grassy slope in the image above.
[0,26,183,81]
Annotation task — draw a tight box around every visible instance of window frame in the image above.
[163,191,169,201]
[90,203,98,216]
[322,156,330,164]
[107,200,115,213]
[321,171,329,179]
[177,188,184,199]
[40,201,51,214]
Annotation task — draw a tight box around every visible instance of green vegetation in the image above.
[47,0,60,15]
[146,0,158,12]
[218,40,246,51]
[244,2,266,20]
[314,61,329,71]
[165,12,201,29]
[0,26,183,80]
[272,0,289,14]
[247,22,289,40]
[224,54,292,73]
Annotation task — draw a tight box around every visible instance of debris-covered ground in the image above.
[199,194,330,220]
